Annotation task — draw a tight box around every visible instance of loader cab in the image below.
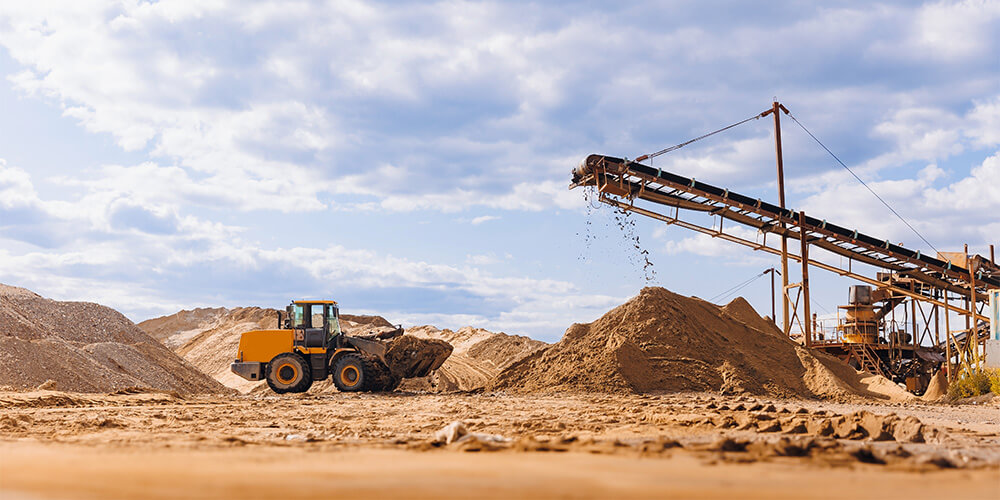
[285,300,341,349]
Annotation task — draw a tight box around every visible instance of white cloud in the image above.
[967,96,1000,148]
[470,215,499,225]
[0,229,620,339]
[377,180,584,213]
[465,253,499,265]
[802,153,1000,250]
[910,0,1000,61]
[0,157,243,246]
[1,2,997,215]
[871,107,963,164]
[0,160,37,208]
[0,1,593,214]
[659,225,771,265]
[0,160,617,338]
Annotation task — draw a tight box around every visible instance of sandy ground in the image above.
[1,390,998,499]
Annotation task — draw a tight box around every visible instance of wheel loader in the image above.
[230,300,451,394]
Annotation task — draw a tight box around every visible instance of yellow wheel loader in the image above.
[231,300,451,394]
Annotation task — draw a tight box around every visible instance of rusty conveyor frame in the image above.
[570,154,995,323]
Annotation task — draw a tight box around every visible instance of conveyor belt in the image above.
[571,154,999,298]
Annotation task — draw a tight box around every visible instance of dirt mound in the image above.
[138,307,228,346]
[721,297,782,337]
[399,326,547,392]
[921,370,949,401]
[341,314,394,329]
[490,287,906,401]
[0,284,225,394]
[177,307,280,391]
[0,284,41,299]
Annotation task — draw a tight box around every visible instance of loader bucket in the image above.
[343,336,388,360]
[383,336,453,379]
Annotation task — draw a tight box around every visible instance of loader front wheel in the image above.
[266,353,313,394]
[332,354,368,392]
[361,355,400,392]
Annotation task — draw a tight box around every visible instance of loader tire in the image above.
[361,355,400,393]
[266,353,313,394]
[332,354,370,392]
[383,375,402,392]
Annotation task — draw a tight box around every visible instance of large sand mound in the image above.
[137,307,228,347]
[490,287,912,402]
[168,307,279,393]
[0,284,225,394]
[399,326,547,392]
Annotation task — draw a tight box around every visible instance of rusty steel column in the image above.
[944,291,952,382]
[799,211,812,347]
[769,267,776,325]
[933,288,940,348]
[911,281,918,350]
[970,259,980,368]
[772,100,790,337]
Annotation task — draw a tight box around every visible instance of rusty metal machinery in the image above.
[570,149,997,393]
[571,153,998,296]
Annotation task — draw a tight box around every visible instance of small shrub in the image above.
[947,370,993,399]
[988,369,1000,395]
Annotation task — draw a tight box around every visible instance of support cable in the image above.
[710,270,768,303]
[784,113,940,255]
[636,113,763,162]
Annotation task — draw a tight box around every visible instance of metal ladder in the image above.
[849,343,885,377]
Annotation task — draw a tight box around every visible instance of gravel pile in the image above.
[398,326,547,392]
[0,284,226,394]
[490,287,910,401]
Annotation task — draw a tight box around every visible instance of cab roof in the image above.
[292,300,338,305]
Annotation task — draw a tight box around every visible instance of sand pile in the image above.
[921,370,949,401]
[399,326,547,391]
[341,314,394,331]
[137,307,228,347]
[0,284,225,394]
[720,297,783,337]
[165,307,278,393]
[490,287,910,401]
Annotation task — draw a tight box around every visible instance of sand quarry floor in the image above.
[1,390,998,499]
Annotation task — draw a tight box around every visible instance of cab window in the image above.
[309,304,325,329]
[328,306,342,339]
[292,304,306,328]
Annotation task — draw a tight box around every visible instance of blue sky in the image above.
[0,1,997,341]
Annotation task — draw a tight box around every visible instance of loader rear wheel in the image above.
[266,353,313,394]
[332,354,369,392]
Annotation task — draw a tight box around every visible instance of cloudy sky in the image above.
[0,1,997,341]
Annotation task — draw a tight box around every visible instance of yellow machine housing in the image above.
[236,330,294,363]
[840,304,878,344]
